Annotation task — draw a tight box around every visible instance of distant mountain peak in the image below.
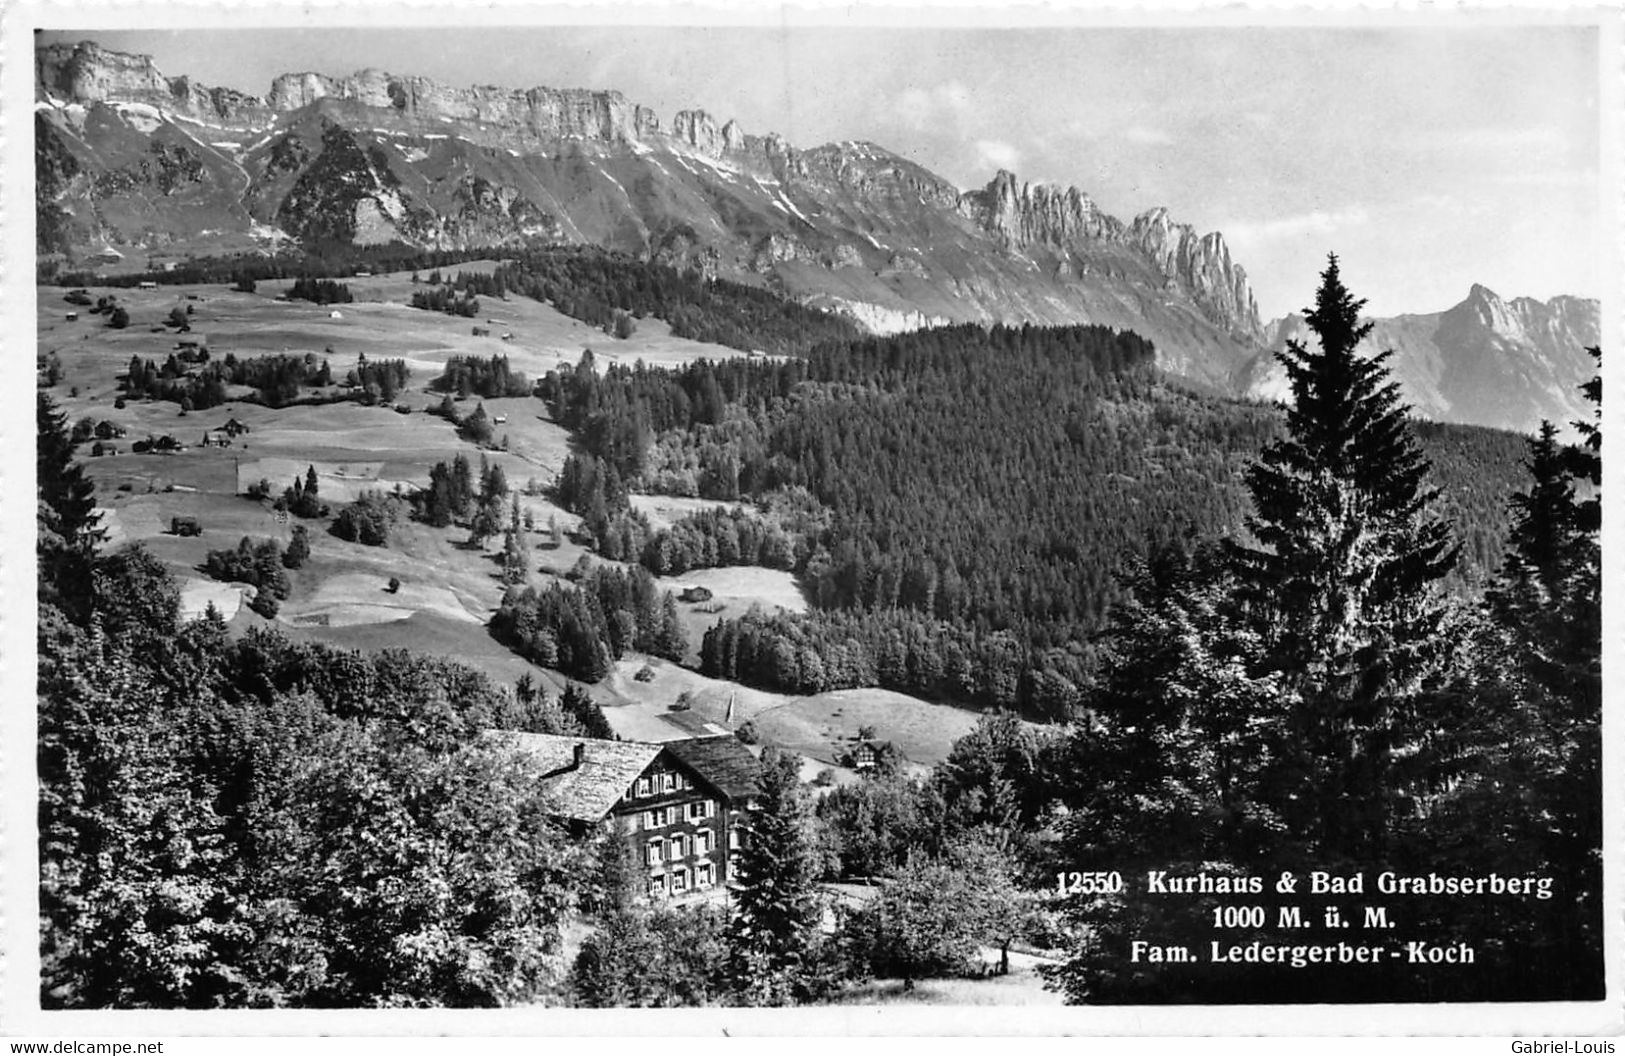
[1251,285,1599,434]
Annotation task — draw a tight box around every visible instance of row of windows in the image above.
[649,862,715,898]
[632,771,688,799]
[644,829,720,865]
[640,800,715,830]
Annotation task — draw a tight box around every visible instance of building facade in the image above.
[490,731,760,902]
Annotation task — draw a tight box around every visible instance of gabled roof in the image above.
[666,735,763,802]
[487,731,662,823]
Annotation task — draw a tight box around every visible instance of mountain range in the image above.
[34,40,1599,433]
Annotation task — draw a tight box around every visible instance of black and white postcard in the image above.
[5,1,1619,1041]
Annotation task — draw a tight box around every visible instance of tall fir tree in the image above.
[727,746,820,1005]
[1225,255,1458,858]
[38,392,104,623]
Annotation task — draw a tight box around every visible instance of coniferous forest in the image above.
[539,318,1529,715]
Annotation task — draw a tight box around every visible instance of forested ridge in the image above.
[539,322,1527,714]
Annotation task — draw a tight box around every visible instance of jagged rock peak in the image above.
[1128,205,1259,338]
[36,40,167,103]
[960,170,1117,246]
[36,40,274,124]
[960,173,1261,338]
[670,109,748,156]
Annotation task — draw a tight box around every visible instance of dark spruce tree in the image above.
[726,746,822,1005]
[1225,254,1458,859]
[38,393,104,623]
[1460,350,1603,998]
[1047,259,1477,1004]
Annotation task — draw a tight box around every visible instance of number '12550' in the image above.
[1055,871,1124,895]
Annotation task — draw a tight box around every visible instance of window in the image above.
[636,775,653,797]
[728,827,741,850]
[647,874,667,899]
[697,829,713,855]
[663,772,677,793]
[671,867,689,894]
[645,840,663,866]
[697,862,714,888]
[687,800,710,821]
[669,834,686,860]
[645,807,668,830]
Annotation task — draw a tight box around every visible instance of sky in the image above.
[38,21,1606,320]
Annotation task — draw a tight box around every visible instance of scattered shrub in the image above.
[282,524,310,569]
[332,491,399,547]
[247,590,280,619]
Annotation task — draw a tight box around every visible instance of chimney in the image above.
[573,743,586,769]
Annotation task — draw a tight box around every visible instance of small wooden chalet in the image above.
[489,732,762,901]
[848,739,905,772]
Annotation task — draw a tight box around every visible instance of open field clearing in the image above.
[178,577,248,621]
[627,493,748,531]
[277,609,576,701]
[39,273,757,413]
[260,265,763,373]
[589,656,981,770]
[654,563,807,660]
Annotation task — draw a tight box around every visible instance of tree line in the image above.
[122,351,410,409]
[432,354,531,399]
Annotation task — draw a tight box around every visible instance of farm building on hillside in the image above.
[487,732,761,901]
[678,585,714,604]
[847,739,906,772]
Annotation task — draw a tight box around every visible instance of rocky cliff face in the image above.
[36,40,169,104]
[959,170,1122,246]
[957,173,1261,339]
[1248,286,1599,435]
[1126,207,1261,339]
